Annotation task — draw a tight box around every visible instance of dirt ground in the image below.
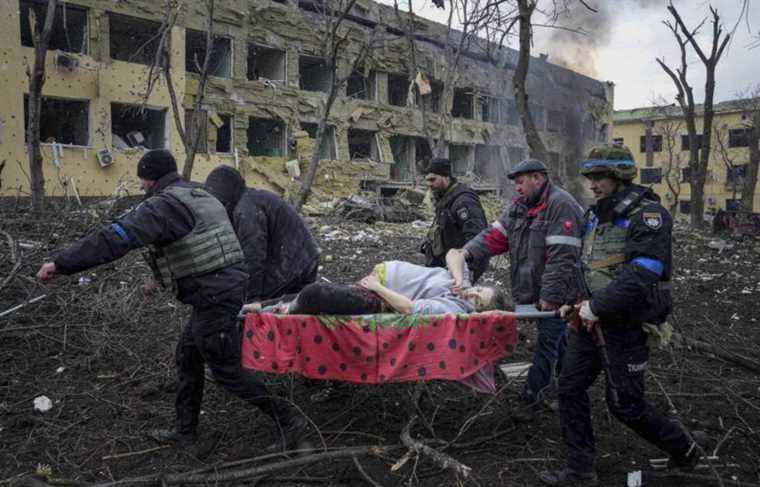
[1,197,759,487]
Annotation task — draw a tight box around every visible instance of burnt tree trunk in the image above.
[512,0,547,165]
[25,0,59,211]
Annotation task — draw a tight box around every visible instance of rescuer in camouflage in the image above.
[37,150,306,454]
[539,144,699,486]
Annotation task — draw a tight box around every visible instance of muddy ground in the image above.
[1,197,759,487]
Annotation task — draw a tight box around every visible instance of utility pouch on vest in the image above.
[426,222,446,258]
[643,321,673,348]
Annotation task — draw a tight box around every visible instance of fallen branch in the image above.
[400,416,472,480]
[102,445,170,460]
[672,332,760,374]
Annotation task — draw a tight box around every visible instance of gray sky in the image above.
[376,0,759,110]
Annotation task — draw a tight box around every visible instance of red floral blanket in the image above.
[241,312,518,388]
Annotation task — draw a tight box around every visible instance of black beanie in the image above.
[137,149,177,180]
[428,158,451,177]
[205,165,246,207]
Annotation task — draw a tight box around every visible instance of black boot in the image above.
[266,414,308,453]
[667,442,702,472]
[148,429,197,448]
[539,467,599,486]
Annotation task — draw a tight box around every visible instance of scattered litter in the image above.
[33,395,53,413]
[78,276,91,286]
[55,367,65,374]
[498,362,531,378]
[626,470,642,487]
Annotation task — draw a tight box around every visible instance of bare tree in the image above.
[512,0,548,163]
[650,103,685,215]
[293,0,382,212]
[25,0,59,211]
[143,0,217,180]
[657,3,730,227]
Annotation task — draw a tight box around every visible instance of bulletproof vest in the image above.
[424,182,472,260]
[147,186,243,288]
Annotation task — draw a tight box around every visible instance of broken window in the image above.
[214,114,233,153]
[347,68,375,100]
[23,95,89,146]
[184,109,208,153]
[348,128,380,160]
[547,110,563,132]
[679,200,691,214]
[388,73,409,107]
[19,0,88,54]
[681,166,691,182]
[639,167,662,184]
[449,145,472,176]
[613,137,624,146]
[413,78,442,113]
[109,13,162,66]
[451,88,473,119]
[249,118,286,157]
[248,44,286,83]
[477,96,501,123]
[639,135,663,153]
[680,134,704,151]
[474,145,501,181]
[728,128,750,148]
[299,56,331,93]
[301,122,337,160]
[185,29,232,78]
[415,138,432,169]
[111,103,166,149]
[389,135,428,180]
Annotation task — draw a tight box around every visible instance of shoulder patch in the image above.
[643,211,663,230]
[457,207,469,221]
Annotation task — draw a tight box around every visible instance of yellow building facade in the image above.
[613,100,759,218]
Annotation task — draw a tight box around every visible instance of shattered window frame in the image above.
[300,122,338,160]
[298,55,332,93]
[247,43,287,84]
[449,144,472,176]
[108,12,163,66]
[387,73,410,107]
[346,67,376,101]
[639,167,662,184]
[728,128,750,148]
[19,0,89,54]
[639,135,663,153]
[110,102,168,150]
[680,134,704,151]
[23,95,90,147]
[451,88,474,119]
[681,166,691,182]
[347,128,380,161]
[185,29,233,79]
[215,113,234,154]
[248,117,287,157]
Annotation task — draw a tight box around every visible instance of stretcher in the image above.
[240,310,558,392]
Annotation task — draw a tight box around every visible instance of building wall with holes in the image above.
[0,0,613,199]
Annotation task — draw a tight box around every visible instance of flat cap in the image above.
[507,158,548,180]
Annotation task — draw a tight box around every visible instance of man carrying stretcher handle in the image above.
[242,257,509,316]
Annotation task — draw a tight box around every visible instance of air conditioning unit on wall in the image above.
[97,149,114,168]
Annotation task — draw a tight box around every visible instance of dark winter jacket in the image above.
[230,188,321,300]
[54,172,248,308]
[584,184,673,325]
[422,181,489,280]
[465,180,585,305]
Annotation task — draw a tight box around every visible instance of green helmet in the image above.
[581,144,637,181]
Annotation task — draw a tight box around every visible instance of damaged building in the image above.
[0,0,613,199]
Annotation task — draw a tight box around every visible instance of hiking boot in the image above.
[148,429,197,449]
[539,467,599,486]
[266,415,308,453]
[667,442,701,472]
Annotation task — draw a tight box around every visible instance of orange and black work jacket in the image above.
[464,181,585,306]
[54,172,248,309]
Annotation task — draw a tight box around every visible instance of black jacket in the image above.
[54,172,248,308]
[232,189,321,301]
[587,184,673,324]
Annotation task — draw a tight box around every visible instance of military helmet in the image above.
[581,144,637,181]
